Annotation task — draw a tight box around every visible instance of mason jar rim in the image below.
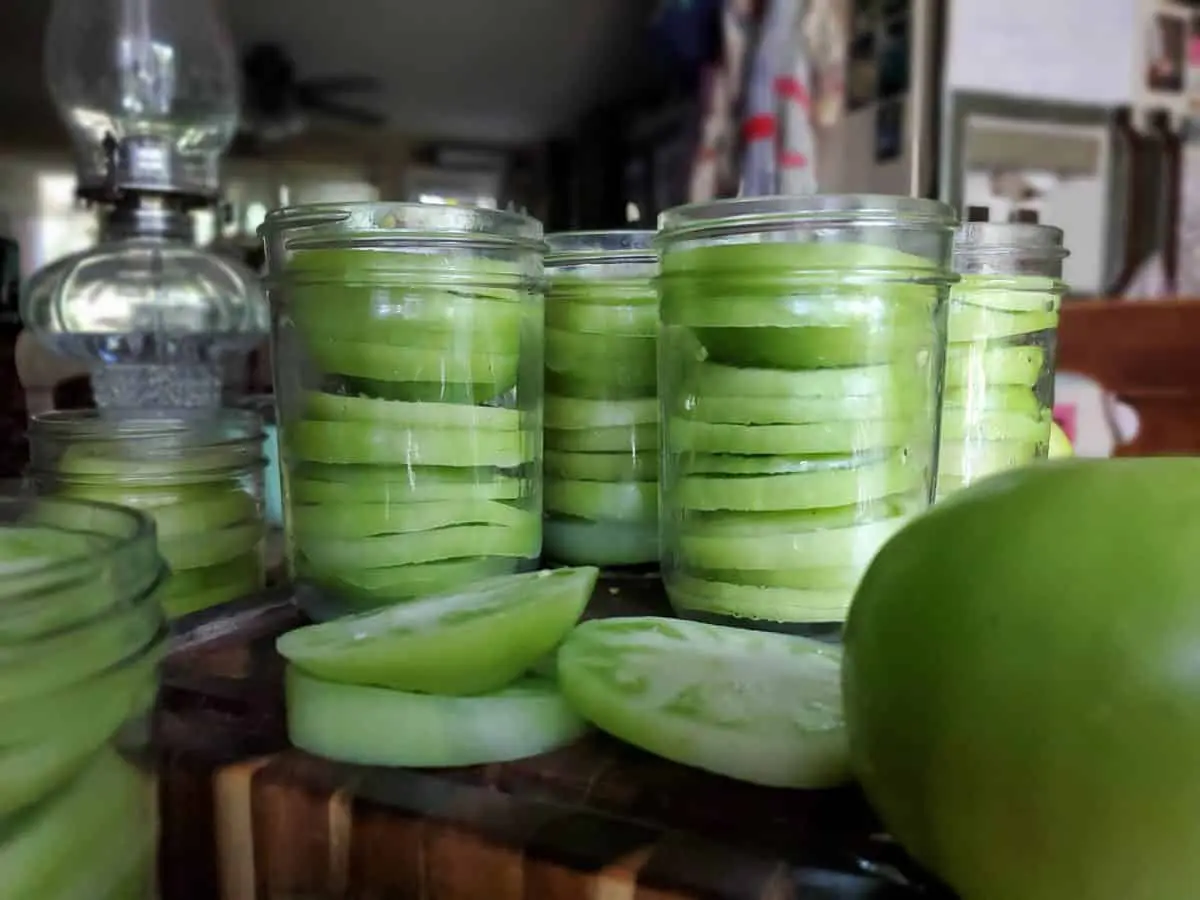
[954,222,1070,260]
[31,407,264,444]
[258,201,546,252]
[546,230,657,265]
[657,194,958,241]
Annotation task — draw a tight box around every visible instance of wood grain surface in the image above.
[157,580,952,900]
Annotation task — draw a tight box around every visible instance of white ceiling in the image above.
[1,0,657,144]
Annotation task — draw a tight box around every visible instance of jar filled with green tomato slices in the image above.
[0,495,167,898]
[543,231,658,567]
[260,203,545,618]
[656,195,957,632]
[29,409,267,619]
[938,221,1068,498]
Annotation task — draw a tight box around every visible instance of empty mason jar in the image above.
[657,195,957,632]
[938,222,1068,497]
[543,231,659,567]
[30,409,267,618]
[260,202,545,618]
[0,495,166,898]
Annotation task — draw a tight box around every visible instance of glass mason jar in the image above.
[543,231,659,567]
[937,222,1068,498]
[657,195,957,631]
[260,202,545,617]
[0,495,167,898]
[29,409,267,619]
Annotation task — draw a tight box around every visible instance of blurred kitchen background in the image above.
[4,0,1200,465]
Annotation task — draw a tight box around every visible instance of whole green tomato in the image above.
[844,458,1200,900]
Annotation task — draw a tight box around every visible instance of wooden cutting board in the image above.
[156,578,951,900]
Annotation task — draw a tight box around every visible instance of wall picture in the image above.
[1147,11,1186,93]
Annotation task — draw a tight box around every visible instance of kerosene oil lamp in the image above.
[21,0,269,410]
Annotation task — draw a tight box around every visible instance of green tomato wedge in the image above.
[545,424,659,453]
[544,450,657,483]
[668,417,919,456]
[277,567,598,694]
[296,557,519,608]
[303,338,519,394]
[304,391,521,431]
[286,668,588,767]
[292,498,530,540]
[667,575,854,623]
[286,420,533,467]
[945,344,1044,389]
[288,464,523,504]
[557,616,850,787]
[544,396,657,430]
[543,519,658,567]
[545,480,657,523]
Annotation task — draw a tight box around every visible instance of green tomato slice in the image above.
[287,420,533,467]
[946,305,1058,344]
[941,385,1042,418]
[297,514,539,571]
[286,668,588,767]
[667,574,854,623]
[288,464,523,504]
[159,520,263,572]
[546,299,657,336]
[940,409,1049,443]
[544,396,657,430]
[545,329,656,386]
[544,450,657,483]
[680,391,923,426]
[938,440,1043,479]
[678,505,911,572]
[57,480,241,511]
[339,377,511,405]
[686,360,924,399]
[545,480,657,523]
[945,344,1044,389]
[556,616,850,787]
[277,567,598,694]
[304,391,521,431]
[545,372,656,401]
[951,274,1061,312]
[142,490,258,540]
[668,417,920,456]
[155,552,262,619]
[690,325,930,370]
[56,444,248,484]
[303,338,519,394]
[284,246,524,286]
[297,556,520,609]
[543,519,658,567]
[292,498,530,540]
[546,424,659,453]
[689,565,861,590]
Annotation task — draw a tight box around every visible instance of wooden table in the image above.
[156,578,951,900]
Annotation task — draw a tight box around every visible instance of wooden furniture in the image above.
[1057,298,1200,455]
[157,581,951,900]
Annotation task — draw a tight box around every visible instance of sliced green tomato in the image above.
[57,443,249,481]
[277,567,598,694]
[557,616,850,787]
[680,390,923,426]
[678,507,911,572]
[681,452,883,476]
[544,450,657,483]
[951,274,1062,312]
[945,343,1044,389]
[940,409,1050,444]
[545,372,656,402]
[58,480,241,511]
[285,246,525,286]
[0,527,107,580]
[661,240,937,277]
[341,377,509,405]
[545,299,657,336]
[692,324,930,370]
[946,304,1058,343]
[543,518,659,567]
[691,565,861,590]
[546,424,659,454]
[297,515,539,571]
[0,749,152,900]
[668,574,854,624]
[546,480,657,523]
[669,417,919,457]
[156,552,262,619]
[160,520,263,572]
[142,491,258,540]
[303,338,519,394]
[545,329,656,386]
[675,456,926,513]
[286,668,588,767]
[292,498,530,540]
[941,385,1042,418]
[297,556,519,608]
[544,395,658,430]
[288,464,524,504]
[687,360,924,400]
[938,439,1042,479]
[303,391,521,431]
[287,420,533,467]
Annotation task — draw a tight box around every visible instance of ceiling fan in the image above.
[236,42,386,147]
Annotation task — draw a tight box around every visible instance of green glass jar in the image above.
[260,202,545,618]
[938,222,1068,497]
[0,495,166,898]
[657,195,957,632]
[543,231,658,567]
[30,409,267,618]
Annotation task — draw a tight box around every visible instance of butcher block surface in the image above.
[156,577,950,900]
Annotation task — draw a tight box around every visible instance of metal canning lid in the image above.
[258,201,546,253]
[656,194,958,242]
[545,231,657,266]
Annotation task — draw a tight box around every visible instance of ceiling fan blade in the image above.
[302,95,387,127]
[300,75,383,94]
